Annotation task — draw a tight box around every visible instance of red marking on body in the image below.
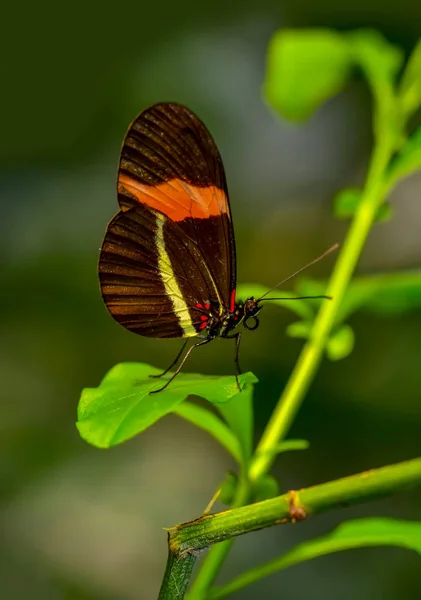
[196,303,203,309]
[200,315,207,321]
[118,174,230,221]
[199,322,207,330]
[204,303,211,311]
[230,289,236,313]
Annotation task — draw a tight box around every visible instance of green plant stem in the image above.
[158,546,197,600]
[186,472,250,598]
[248,32,400,483]
[249,137,393,483]
[166,457,421,575]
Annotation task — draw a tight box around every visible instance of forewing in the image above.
[117,102,236,309]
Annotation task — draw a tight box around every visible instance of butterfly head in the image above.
[241,297,262,331]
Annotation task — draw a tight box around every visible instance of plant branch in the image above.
[158,457,421,598]
[175,457,421,552]
[158,541,197,600]
[185,471,251,598]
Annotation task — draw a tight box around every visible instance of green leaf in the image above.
[264,28,353,121]
[339,272,421,322]
[254,439,310,464]
[348,30,403,145]
[236,283,315,320]
[272,439,310,453]
[77,363,258,448]
[399,39,421,119]
[333,187,392,222]
[349,29,403,82]
[212,518,421,595]
[287,517,421,563]
[386,126,421,188]
[216,385,254,464]
[375,203,393,222]
[326,324,355,361]
[173,402,242,464]
[253,474,280,502]
[333,187,362,219]
[297,271,421,324]
[287,322,353,358]
[286,320,312,340]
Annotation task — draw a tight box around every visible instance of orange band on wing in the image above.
[119,173,229,221]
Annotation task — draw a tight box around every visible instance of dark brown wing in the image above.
[99,204,232,337]
[99,103,237,339]
[117,102,236,310]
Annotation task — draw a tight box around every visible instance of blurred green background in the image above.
[2,1,421,598]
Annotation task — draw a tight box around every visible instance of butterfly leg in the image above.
[149,337,213,394]
[223,331,243,391]
[233,332,243,391]
[150,339,189,379]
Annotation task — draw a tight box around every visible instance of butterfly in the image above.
[99,103,334,392]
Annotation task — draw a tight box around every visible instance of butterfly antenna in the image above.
[258,243,339,301]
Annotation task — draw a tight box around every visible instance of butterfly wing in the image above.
[99,103,236,338]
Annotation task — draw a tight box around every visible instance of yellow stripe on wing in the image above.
[155,212,197,337]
